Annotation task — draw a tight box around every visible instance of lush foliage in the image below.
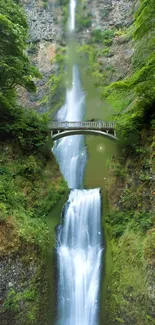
[0,0,40,93]
[0,105,49,152]
[0,142,67,249]
[0,3,67,323]
[0,0,67,252]
[103,0,155,139]
[134,0,155,40]
[104,129,155,324]
[105,230,155,325]
[0,0,44,149]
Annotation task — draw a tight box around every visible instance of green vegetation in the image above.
[0,0,67,256]
[42,0,48,9]
[76,14,92,32]
[59,0,69,6]
[27,42,38,55]
[2,248,49,324]
[41,46,67,116]
[0,1,67,323]
[77,43,116,87]
[103,0,155,141]
[104,130,155,323]
[60,0,70,26]
[91,29,115,45]
[105,230,155,325]
[0,142,66,248]
[0,0,40,101]
[91,1,155,323]
[77,1,155,142]
[0,0,155,324]
[75,0,92,32]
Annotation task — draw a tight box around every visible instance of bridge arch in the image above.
[51,129,118,141]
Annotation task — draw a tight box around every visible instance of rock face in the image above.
[77,0,136,83]
[77,0,135,40]
[91,0,136,79]
[19,0,136,112]
[19,0,64,113]
[18,40,57,113]
[0,252,49,325]
[23,1,62,42]
[0,257,36,324]
[90,0,134,30]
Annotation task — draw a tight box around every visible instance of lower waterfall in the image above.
[56,189,103,325]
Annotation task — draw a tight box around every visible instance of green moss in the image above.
[102,88,133,116]
[105,230,154,325]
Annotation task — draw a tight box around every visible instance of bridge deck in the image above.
[49,121,115,130]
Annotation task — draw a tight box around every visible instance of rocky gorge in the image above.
[18,0,136,112]
[0,0,155,324]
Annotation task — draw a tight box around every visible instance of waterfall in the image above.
[69,0,76,31]
[57,189,103,325]
[52,0,103,324]
[53,66,87,189]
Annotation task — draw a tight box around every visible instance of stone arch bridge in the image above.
[49,121,117,141]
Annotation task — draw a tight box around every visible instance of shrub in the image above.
[0,106,49,153]
[76,15,92,31]
[91,29,115,45]
[144,229,155,265]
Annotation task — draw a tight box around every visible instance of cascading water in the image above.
[69,0,76,31]
[53,66,87,189]
[52,0,103,324]
[57,189,103,325]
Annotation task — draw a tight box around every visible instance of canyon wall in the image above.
[19,0,135,113]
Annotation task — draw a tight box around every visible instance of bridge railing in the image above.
[49,121,115,129]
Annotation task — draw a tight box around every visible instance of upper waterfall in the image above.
[69,0,76,31]
[53,66,87,189]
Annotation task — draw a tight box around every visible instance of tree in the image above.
[0,0,40,94]
[0,0,46,145]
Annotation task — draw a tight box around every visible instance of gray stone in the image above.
[8,282,14,288]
